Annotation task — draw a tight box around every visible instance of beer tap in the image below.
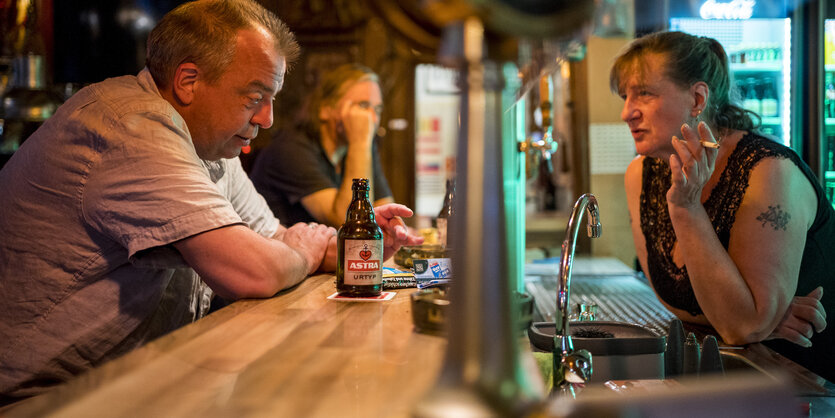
[410,0,597,415]
[518,75,558,178]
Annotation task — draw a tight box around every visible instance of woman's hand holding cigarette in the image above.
[667,121,720,210]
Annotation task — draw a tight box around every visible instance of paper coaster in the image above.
[327,291,396,302]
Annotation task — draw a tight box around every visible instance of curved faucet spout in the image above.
[556,193,601,336]
[553,193,601,389]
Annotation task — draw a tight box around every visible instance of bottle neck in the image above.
[440,180,454,216]
[352,189,369,203]
[348,188,375,222]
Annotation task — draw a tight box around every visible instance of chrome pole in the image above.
[413,17,544,417]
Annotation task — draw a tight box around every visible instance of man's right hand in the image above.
[281,222,336,274]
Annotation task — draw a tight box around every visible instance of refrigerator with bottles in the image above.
[822,18,835,208]
[669,0,792,147]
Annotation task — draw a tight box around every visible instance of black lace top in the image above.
[641,132,790,315]
[640,132,835,382]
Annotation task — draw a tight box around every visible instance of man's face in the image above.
[190,27,285,161]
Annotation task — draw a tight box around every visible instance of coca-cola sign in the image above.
[699,0,755,20]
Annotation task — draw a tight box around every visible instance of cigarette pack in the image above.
[413,258,453,281]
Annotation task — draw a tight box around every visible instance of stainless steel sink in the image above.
[525,274,777,383]
[528,321,774,384]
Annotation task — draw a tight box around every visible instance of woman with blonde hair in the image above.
[251,63,393,227]
[610,31,833,381]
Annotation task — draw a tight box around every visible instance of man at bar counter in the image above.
[0,0,422,403]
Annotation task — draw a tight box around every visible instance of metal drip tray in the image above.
[525,274,676,337]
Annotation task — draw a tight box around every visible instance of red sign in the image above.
[348,260,380,271]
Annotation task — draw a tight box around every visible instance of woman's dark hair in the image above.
[609,31,760,134]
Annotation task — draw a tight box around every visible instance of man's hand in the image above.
[767,287,826,347]
[281,222,336,275]
[374,203,424,260]
[317,235,338,273]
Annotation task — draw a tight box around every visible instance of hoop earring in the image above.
[695,109,703,123]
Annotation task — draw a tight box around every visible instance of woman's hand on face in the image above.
[766,287,826,347]
[338,100,376,147]
[667,121,719,209]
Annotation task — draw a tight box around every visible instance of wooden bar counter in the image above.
[5,267,835,417]
[3,274,447,417]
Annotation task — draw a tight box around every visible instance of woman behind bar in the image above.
[250,63,394,227]
[610,31,834,381]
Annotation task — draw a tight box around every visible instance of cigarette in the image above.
[700,140,720,149]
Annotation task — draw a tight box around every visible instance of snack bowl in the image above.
[394,244,449,268]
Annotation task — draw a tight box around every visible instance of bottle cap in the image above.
[352,178,369,190]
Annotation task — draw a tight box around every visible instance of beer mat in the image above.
[327,291,396,302]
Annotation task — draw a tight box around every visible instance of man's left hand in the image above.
[317,235,338,273]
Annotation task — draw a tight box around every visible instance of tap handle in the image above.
[553,344,593,389]
[578,302,597,321]
[665,318,685,377]
[683,332,701,375]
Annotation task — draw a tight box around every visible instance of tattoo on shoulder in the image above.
[756,205,790,231]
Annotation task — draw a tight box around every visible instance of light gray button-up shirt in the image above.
[0,68,278,399]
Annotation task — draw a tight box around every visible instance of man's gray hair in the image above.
[146,0,300,89]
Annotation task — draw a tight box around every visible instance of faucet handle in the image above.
[578,302,598,321]
[553,344,593,388]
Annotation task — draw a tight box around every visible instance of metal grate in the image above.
[526,274,677,336]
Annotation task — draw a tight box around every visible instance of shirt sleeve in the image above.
[82,109,243,261]
[223,157,280,235]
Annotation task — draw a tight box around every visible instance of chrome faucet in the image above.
[553,193,601,389]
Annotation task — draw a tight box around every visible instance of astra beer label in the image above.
[343,239,383,285]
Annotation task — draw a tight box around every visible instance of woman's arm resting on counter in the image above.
[624,146,826,346]
[669,155,817,345]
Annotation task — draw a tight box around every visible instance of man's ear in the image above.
[172,63,200,106]
[691,81,709,116]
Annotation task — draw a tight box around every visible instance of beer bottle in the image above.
[337,178,384,296]
[436,178,455,247]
